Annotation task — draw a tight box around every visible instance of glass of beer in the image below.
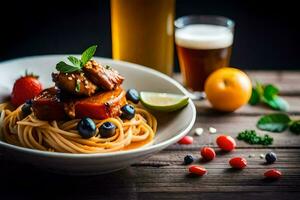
[111,0,175,75]
[175,15,234,91]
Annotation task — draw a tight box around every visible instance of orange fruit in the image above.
[204,67,252,112]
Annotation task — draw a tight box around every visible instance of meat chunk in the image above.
[32,87,67,121]
[32,87,127,121]
[52,72,97,96]
[71,87,126,119]
[83,60,124,90]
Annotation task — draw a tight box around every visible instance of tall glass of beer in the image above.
[175,15,234,91]
[111,0,175,75]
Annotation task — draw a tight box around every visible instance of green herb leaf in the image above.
[249,81,289,111]
[67,56,82,68]
[290,120,300,134]
[75,80,81,93]
[56,61,81,73]
[263,84,279,100]
[105,65,112,70]
[263,96,289,111]
[249,88,260,105]
[81,45,97,65]
[257,113,291,132]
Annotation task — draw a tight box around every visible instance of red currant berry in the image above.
[178,136,193,145]
[216,135,236,151]
[189,165,207,176]
[229,157,247,169]
[200,147,216,161]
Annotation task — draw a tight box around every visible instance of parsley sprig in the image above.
[237,130,273,145]
[56,45,97,73]
[249,81,289,111]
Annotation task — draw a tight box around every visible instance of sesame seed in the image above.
[71,74,75,78]
[208,127,217,134]
[68,77,72,80]
[260,154,265,159]
[194,128,203,136]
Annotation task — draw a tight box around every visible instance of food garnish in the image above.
[120,104,135,120]
[265,152,277,164]
[126,89,140,104]
[264,169,282,179]
[229,157,247,169]
[189,165,207,176]
[21,101,32,117]
[216,135,236,151]
[260,154,265,159]
[77,117,97,139]
[184,155,195,165]
[56,45,97,73]
[140,92,189,112]
[200,147,216,161]
[11,71,43,107]
[178,136,193,145]
[99,122,117,138]
[194,128,203,136]
[290,120,300,134]
[208,127,217,133]
[237,130,273,145]
[257,113,300,134]
[249,81,289,111]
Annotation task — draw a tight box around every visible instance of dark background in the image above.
[0,0,299,71]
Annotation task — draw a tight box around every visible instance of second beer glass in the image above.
[175,16,235,91]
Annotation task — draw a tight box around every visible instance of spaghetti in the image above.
[0,103,157,153]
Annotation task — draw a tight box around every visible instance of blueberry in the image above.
[25,99,33,105]
[121,104,135,120]
[265,152,277,164]
[184,155,194,165]
[77,117,96,139]
[21,103,32,117]
[126,89,140,104]
[99,122,116,138]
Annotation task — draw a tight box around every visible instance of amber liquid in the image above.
[176,45,232,91]
[111,0,175,75]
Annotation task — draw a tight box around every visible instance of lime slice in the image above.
[140,92,189,112]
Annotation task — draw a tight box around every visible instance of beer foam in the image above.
[175,24,233,49]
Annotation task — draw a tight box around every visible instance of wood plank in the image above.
[166,115,300,149]
[138,192,300,200]
[135,149,300,168]
[173,70,300,95]
[0,149,299,199]
[193,96,300,115]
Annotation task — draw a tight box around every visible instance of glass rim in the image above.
[174,15,235,29]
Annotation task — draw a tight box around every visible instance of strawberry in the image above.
[11,72,43,107]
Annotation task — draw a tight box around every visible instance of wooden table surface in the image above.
[1,71,300,200]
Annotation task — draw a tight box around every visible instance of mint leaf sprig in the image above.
[56,45,97,73]
[257,113,300,134]
[249,81,289,111]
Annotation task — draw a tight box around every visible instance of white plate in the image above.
[0,55,196,175]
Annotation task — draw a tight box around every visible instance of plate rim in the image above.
[0,55,196,158]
